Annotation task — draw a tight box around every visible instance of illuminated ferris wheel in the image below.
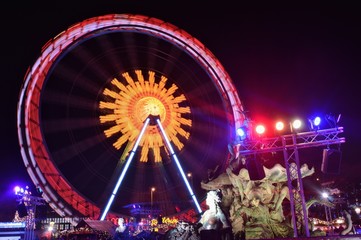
[17,14,246,219]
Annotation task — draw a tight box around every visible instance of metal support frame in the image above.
[156,118,202,214]
[238,127,345,237]
[100,118,150,220]
[16,194,46,240]
[325,204,333,234]
[100,115,202,220]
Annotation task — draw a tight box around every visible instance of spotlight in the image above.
[275,121,285,131]
[236,127,247,141]
[255,124,265,135]
[291,119,302,132]
[308,116,321,130]
[292,119,302,129]
[321,192,329,199]
[313,116,321,127]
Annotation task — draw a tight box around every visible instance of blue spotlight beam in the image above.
[156,118,203,214]
[100,118,150,220]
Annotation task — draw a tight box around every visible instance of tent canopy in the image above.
[76,219,116,236]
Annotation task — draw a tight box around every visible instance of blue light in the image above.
[313,116,321,127]
[236,127,247,140]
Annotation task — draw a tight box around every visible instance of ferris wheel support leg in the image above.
[100,118,151,220]
[155,118,203,214]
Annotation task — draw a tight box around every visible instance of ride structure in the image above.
[17,14,246,220]
[16,13,347,239]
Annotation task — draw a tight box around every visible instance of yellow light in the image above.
[336,218,344,224]
[151,219,158,226]
[162,217,178,225]
[99,70,191,162]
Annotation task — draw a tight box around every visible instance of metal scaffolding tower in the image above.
[237,127,345,237]
[16,191,46,240]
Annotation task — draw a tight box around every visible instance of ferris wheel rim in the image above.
[17,13,245,219]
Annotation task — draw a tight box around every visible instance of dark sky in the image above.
[1,1,360,221]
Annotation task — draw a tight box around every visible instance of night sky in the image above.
[1,1,360,221]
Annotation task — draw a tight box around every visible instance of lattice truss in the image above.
[237,127,345,237]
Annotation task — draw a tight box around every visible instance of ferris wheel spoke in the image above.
[100,117,150,220]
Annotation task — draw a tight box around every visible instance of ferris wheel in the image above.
[17,14,246,219]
